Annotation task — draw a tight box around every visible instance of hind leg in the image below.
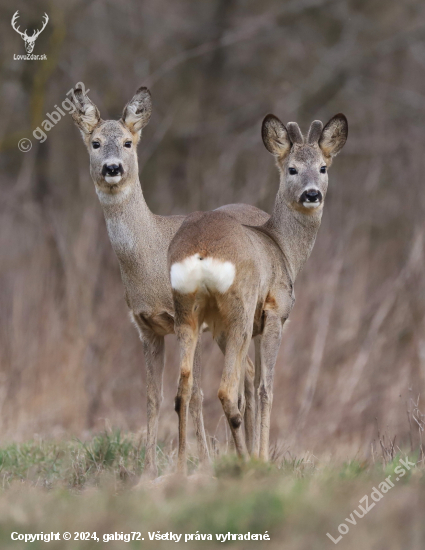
[243,355,255,455]
[218,322,252,457]
[189,335,210,464]
[175,323,199,475]
[216,335,254,454]
[218,334,250,458]
[173,292,202,475]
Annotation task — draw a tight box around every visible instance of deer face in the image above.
[262,114,348,213]
[284,143,329,211]
[89,121,139,192]
[71,87,152,195]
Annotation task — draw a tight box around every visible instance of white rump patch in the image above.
[170,254,236,294]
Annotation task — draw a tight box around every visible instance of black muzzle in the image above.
[300,189,322,204]
[102,163,124,177]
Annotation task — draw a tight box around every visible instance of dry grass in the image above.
[0,432,423,549]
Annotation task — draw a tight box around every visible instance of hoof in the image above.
[230,413,242,430]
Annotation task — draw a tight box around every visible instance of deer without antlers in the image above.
[169,112,348,472]
[12,11,48,54]
[70,86,270,478]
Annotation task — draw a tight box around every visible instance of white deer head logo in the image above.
[11,11,49,54]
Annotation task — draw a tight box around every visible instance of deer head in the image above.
[262,113,348,212]
[70,86,152,195]
[12,11,49,54]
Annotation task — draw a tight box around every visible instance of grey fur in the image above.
[70,86,269,478]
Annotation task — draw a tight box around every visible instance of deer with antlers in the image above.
[12,11,49,54]
[169,112,348,472]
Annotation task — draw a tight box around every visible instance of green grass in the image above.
[0,431,176,490]
[0,432,423,549]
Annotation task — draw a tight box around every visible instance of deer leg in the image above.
[218,329,251,458]
[189,335,210,464]
[243,355,255,455]
[142,332,165,479]
[253,335,262,458]
[258,312,282,462]
[216,335,252,454]
[175,325,198,475]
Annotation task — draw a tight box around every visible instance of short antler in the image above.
[307,120,323,144]
[287,122,304,144]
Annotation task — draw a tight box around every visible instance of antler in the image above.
[11,11,28,39]
[31,13,49,40]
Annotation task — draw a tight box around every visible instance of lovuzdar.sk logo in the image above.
[12,10,48,60]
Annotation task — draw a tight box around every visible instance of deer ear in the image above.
[262,115,291,158]
[122,87,152,134]
[319,114,348,158]
[70,88,101,137]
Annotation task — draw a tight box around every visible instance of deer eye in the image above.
[320,166,327,174]
[92,141,100,149]
[288,167,298,175]
[124,141,132,148]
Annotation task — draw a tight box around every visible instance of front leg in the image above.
[141,331,165,479]
[253,335,262,458]
[257,311,283,461]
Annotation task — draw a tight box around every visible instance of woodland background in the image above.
[1,0,425,458]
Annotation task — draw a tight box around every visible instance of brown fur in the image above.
[169,113,348,468]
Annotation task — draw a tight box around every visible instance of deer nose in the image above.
[300,189,322,204]
[102,163,123,177]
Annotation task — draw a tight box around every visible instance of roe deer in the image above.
[169,113,348,471]
[70,86,269,478]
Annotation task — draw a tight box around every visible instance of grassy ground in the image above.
[0,431,423,549]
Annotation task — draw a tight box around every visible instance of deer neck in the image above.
[264,176,323,282]
[97,176,158,268]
